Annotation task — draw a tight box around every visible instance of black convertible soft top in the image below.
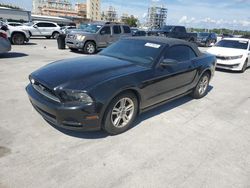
[126,36,202,57]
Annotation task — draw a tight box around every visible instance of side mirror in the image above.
[100,30,106,35]
[33,25,38,28]
[160,58,178,68]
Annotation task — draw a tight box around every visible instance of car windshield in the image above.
[215,40,248,49]
[99,39,164,67]
[198,33,209,37]
[161,26,174,32]
[82,24,102,33]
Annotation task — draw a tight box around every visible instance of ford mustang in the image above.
[26,37,216,134]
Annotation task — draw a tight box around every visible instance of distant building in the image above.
[120,13,129,23]
[101,6,117,22]
[32,0,78,17]
[86,0,101,21]
[75,3,87,18]
[147,4,167,29]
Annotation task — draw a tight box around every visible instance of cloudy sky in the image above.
[1,0,250,30]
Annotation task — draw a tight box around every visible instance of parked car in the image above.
[196,32,217,47]
[65,22,132,54]
[26,37,216,134]
[7,22,24,27]
[132,30,147,37]
[207,38,250,72]
[0,21,30,45]
[17,21,62,39]
[60,25,77,34]
[0,27,11,53]
[148,25,197,42]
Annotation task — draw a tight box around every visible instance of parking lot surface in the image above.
[0,39,250,188]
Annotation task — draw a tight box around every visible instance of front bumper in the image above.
[216,58,244,71]
[26,84,101,131]
[65,38,85,49]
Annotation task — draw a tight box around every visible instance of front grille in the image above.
[217,63,239,68]
[66,34,76,39]
[216,56,228,60]
[31,80,60,103]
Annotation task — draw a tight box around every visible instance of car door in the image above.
[142,45,198,107]
[97,26,111,47]
[111,25,122,43]
[32,23,44,36]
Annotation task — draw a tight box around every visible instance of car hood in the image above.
[31,55,147,90]
[68,30,94,35]
[207,47,246,56]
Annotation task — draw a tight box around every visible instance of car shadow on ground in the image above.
[0,52,28,58]
[48,86,213,139]
[24,42,37,45]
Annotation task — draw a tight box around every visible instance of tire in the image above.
[191,72,210,99]
[45,36,51,39]
[241,60,248,73]
[11,33,25,45]
[83,41,96,54]
[103,92,138,135]
[52,32,59,39]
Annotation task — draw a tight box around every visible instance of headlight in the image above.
[227,55,243,60]
[59,90,93,104]
[76,34,85,41]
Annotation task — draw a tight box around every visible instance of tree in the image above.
[123,16,138,27]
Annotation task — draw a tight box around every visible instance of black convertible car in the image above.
[26,37,216,134]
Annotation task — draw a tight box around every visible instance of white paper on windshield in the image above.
[145,43,161,48]
[239,41,247,44]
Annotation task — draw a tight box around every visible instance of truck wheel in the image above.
[191,72,210,99]
[11,33,25,45]
[83,41,96,54]
[103,92,138,135]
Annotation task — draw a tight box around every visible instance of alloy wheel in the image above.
[86,43,95,54]
[111,98,134,128]
[198,75,209,95]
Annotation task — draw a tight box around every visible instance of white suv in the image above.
[18,21,62,39]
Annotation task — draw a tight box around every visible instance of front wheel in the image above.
[11,33,25,45]
[191,72,210,99]
[241,60,248,73]
[103,92,138,135]
[83,41,96,54]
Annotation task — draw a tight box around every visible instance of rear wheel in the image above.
[11,33,25,45]
[52,32,59,39]
[83,41,96,54]
[191,72,210,99]
[103,92,138,135]
[241,60,248,73]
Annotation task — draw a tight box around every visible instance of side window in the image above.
[179,27,186,33]
[44,23,56,27]
[113,25,121,34]
[122,26,131,33]
[100,26,111,35]
[36,23,45,27]
[165,45,197,62]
